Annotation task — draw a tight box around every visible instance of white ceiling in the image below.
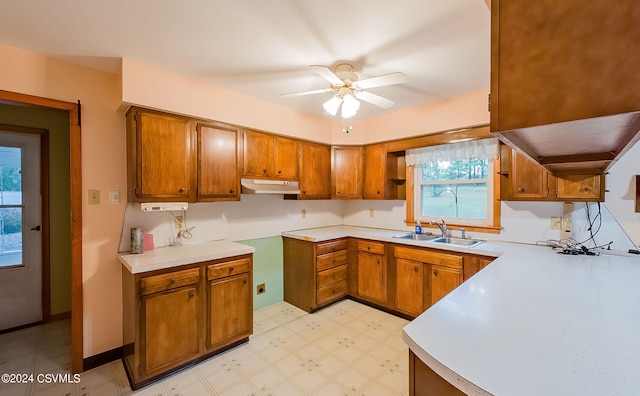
[0,0,491,120]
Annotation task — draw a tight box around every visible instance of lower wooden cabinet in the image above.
[283,236,495,319]
[207,258,253,349]
[394,246,463,316]
[355,240,387,305]
[141,283,200,374]
[283,237,348,312]
[122,254,253,390]
[409,350,465,396]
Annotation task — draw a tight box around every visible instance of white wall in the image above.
[119,195,343,251]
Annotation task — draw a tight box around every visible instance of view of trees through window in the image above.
[419,159,489,220]
[0,146,22,267]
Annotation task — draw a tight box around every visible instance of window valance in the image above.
[405,138,499,166]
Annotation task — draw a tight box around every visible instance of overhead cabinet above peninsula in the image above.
[490,0,640,174]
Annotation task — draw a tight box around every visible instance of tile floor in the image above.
[0,300,410,395]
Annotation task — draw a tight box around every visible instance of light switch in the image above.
[109,190,120,204]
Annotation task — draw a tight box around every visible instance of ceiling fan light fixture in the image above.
[341,94,360,118]
[323,95,342,116]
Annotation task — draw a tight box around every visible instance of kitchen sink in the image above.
[432,236,484,247]
[392,233,440,241]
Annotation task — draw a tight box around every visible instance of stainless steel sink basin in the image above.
[392,233,440,241]
[432,236,484,247]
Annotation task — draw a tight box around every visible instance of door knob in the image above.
[31,225,41,231]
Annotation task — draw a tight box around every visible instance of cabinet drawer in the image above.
[317,265,347,288]
[140,268,200,296]
[356,240,385,255]
[316,239,348,255]
[394,246,462,269]
[316,250,347,272]
[207,258,251,281]
[316,279,347,304]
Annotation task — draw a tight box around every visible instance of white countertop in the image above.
[283,225,640,395]
[282,225,502,257]
[118,240,255,274]
[403,242,640,396]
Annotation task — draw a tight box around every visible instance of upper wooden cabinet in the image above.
[126,108,196,202]
[500,146,605,202]
[363,144,407,200]
[197,123,241,201]
[296,141,331,199]
[332,146,363,199]
[363,144,386,199]
[242,130,297,180]
[490,0,640,174]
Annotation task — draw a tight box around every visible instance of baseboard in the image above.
[83,347,123,372]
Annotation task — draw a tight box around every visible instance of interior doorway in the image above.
[0,130,44,330]
[0,89,82,373]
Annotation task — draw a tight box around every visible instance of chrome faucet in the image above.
[430,219,447,237]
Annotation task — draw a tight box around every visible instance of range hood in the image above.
[240,179,300,195]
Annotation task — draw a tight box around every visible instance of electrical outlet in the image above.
[88,190,100,205]
[562,202,573,239]
[551,217,561,230]
[175,215,184,229]
[369,209,374,218]
[257,283,266,295]
[301,209,306,219]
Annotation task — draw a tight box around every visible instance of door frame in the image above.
[0,89,83,373]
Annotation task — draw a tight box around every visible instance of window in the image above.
[0,146,23,267]
[406,137,500,232]
[415,158,492,224]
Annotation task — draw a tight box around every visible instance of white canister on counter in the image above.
[131,227,144,254]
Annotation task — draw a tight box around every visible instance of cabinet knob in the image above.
[517,187,525,193]
[583,187,591,192]
[229,267,234,273]
[263,168,268,173]
[188,291,195,298]
[414,267,418,273]
[169,279,175,284]
[230,189,234,193]
[178,187,186,193]
[302,190,307,195]
[278,170,282,174]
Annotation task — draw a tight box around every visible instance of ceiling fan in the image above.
[282,63,407,118]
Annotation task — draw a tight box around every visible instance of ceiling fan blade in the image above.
[353,72,407,89]
[355,91,395,109]
[281,88,334,98]
[310,65,345,87]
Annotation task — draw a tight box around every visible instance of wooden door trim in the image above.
[0,89,83,373]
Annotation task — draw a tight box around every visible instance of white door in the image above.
[0,131,42,330]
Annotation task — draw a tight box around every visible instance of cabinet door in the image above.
[275,137,298,180]
[198,124,240,201]
[243,130,274,178]
[357,251,386,304]
[395,258,424,317]
[298,141,331,199]
[332,146,363,199]
[430,265,463,305]
[509,150,549,199]
[141,285,199,374]
[136,112,194,200]
[363,144,386,199]
[208,273,252,348]
[556,174,603,201]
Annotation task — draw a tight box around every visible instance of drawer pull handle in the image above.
[229,267,234,272]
